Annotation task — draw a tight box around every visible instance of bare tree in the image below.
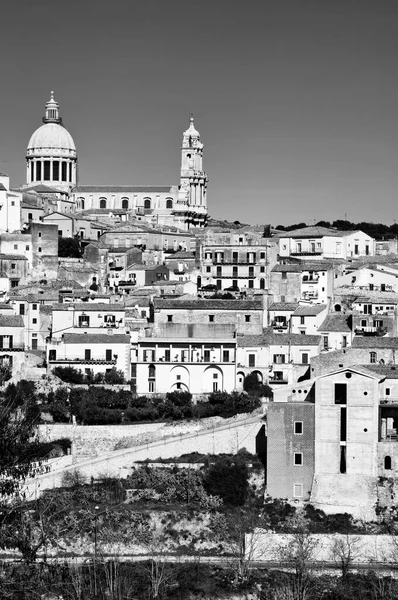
[329,534,362,580]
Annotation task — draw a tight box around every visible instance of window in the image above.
[223,350,229,362]
[248,354,255,367]
[53,161,59,180]
[38,232,42,237]
[301,353,309,364]
[323,336,328,350]
[19,304,25,316]
[85,349,91,360]
[121,198,129,210]
[32,304,37,310]
[166,198,173,209]
[167,315,173,322]
[273,354,285,364]
[44,161,51,180]
[99,198,107,209]
[149,380,155,393]
[370,351,377,364]
[354,244,359,254]
[233,252,238,264]
[38,247,42,253]
[144,198,151,209]
[282,272,287,280]
[11,201,15,206]
[209,315,215,322]
[245,315,251,323]
[165,349,170,362]
[204,350,210,362]
[335,383,347,404]
[260,266,265,273]
[11,263,16,270]
[386,388,391,396]
[248,280,254,289]
[206,266,211,272]
[342,336,347,348]
[14,244,18,250]
[105,349,112,361]
[25,245,29,251]
[260,252,265,259]
[78,315,90,327]
[28,213,33,220]
[294,421,303,435]
[294,453,303,466]
[32,318,37,324]
[293,484,303,498]
[300,316,305,325]
[385,456,392,470]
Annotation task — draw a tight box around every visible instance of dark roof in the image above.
[0,254,28,261]
[318,314,352,332]
[0,303,13,309]
[293,304,327,317]
[62,333,130,344]
[271,263,301,273]
[164,251,195,259]
[268,302,299,311]
[21,203,43,210]
[365,364,398,379]
[0,315,24,327]
[237,330,321,347]
[0,184,7,191]
[154,298,262,311]
[300,261,334,271]
[352,337,398,349]
[72,185,175,194]
[52,303,125,312]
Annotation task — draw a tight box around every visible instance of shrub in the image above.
[104,368,125,384]
[53,366,85,384]
[61,468,87,488]
[203,456,249,506]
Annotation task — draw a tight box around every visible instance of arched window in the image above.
[148,364,155,378]
[166,198,173,209]
[385,455,392,470]
[144,198,151,210]
[334,304,341,312]
[260,278,265,290]
[99,198,107,209]
[78,197,85,210]
[121,198,129,210]
[370,351,377,364]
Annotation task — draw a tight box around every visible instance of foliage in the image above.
[195,390,261,419]
[275,219,398,241]
[0,363,12,386]
[203,456,249,506]
[53,365,85,384]
[53,366,125,385]
[57,236,82,258]
[243,372,273,399]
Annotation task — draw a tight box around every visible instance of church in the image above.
[23,93,209,230]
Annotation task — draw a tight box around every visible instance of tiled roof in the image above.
[352,337,398,349]
[21,203,43,210]
[274,226,361,239]
[237,330,320,347]
[125,297,151,307]
[0,315,24,327]
[24,184,65,194]
[154,298,262,311]
[293,304,327,317]
[364,364,398,379]
[271,263,301,273]
[62,333,130,344]
[0,303,13,309]
[165,251,195,259]
[334,287,398,304]
[0,254,28,261]
[52,303,125,312]
[318,314,352,332]
[72,185,175,194]
[268,302,299,311]
[300,261,334,271]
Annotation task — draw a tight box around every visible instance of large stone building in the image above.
[24,94,209,230]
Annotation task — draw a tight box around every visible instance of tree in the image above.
[58,237,82,258]
[330,533,362,580]
[204,456,249,506]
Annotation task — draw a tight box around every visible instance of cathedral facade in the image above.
[24,94,208,230]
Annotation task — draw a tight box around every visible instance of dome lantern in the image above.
[43,91,62,124]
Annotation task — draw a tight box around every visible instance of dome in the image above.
[183,115,200,138]
[27,123,76,157]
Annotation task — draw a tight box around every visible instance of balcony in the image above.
[49,356,117,365]
[271,320,288,330]
[291,251,322,257]
[302,276,319,283]
[354,326,387,336]
[302,292,319,300]
[0,345,25,352]
[269,377,288,384]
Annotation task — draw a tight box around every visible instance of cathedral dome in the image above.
[27,122,76,157]
[25,92,78,191]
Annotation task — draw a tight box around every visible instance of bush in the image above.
[203,456,249,506]
[61,468,87,488]
[53,366,85,384]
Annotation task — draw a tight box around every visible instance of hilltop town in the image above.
[2,92,398,516]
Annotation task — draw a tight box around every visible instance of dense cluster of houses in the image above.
[2,173,398,511]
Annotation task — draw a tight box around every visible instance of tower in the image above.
[26,92,77,193]
[175,115,208,229]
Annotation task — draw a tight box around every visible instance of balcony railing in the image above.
[49,356,117,365]
[269,377,288,384]
[0,345,25,352]
[302,276,319,283]
[271,320,288,329]
[354,327,387,336]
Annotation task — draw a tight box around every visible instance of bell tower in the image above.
[175,115,208,229]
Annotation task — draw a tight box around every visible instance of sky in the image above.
[1,0,398,226]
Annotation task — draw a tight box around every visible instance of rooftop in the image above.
[62,333,130,344]
[237,329,321,347]
[154,298,263,311]
[268,302,299,312]
[52,303,125,312]
[72,185,175,194]
[318,314,352,332]
[274,226,363,239]
[271,263,301,273]
[352,337,398,349]
[0,315,24,327]
[293,304,327,317]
